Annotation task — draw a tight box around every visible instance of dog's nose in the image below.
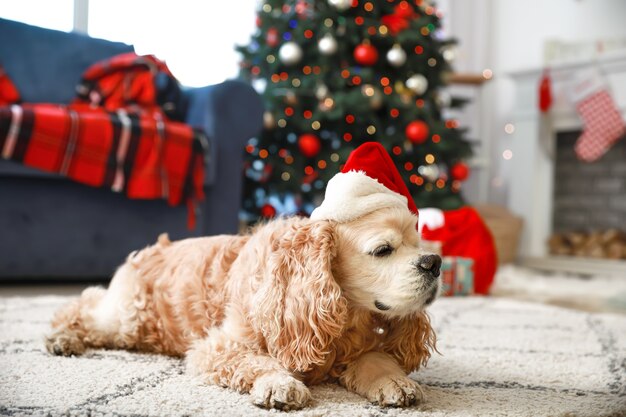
[417,254,442,278]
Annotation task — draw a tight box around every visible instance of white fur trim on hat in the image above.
[310,170,408,223]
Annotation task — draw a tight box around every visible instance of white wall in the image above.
[88,0,259,87]
[1,0,74,32]
[1,0,260,87]
[492,0,626,73]
[442,0,626,208]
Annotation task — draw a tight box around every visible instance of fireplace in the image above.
[505,51,626,276]
[549,131,626,259]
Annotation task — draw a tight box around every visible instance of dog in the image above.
[45,204,441,410]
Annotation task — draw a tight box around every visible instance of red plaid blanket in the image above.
[0,65,20,105]
[0,54,206,228]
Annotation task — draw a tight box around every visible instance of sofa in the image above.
[0,18,263,280]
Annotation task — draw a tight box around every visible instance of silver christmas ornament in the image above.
[386,44,407,67]
[419,164,440,182]
[406,74,428,95]
[442,46,457,62]
[318,34,338,55]
[436,91,452,108]
[328,0,352,11]
[278,42,303,65]
[315,83,329,99]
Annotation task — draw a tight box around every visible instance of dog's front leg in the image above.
[186,332,311,411]
[340,351,424,407]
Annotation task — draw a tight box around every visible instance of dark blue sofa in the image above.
[0,18,263,279]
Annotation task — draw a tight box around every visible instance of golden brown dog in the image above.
[46,206,441,410]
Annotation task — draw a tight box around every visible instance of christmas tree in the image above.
[237,0,473,221]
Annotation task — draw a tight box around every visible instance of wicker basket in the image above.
[475,205,524,265]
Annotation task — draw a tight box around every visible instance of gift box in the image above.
[440,256,474,296]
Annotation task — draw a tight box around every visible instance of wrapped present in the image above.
[440,256,474,296]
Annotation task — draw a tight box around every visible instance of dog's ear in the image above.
[383,311,437,373]
[252,219,347,373]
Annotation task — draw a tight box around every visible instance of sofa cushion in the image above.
[0,18,134,104]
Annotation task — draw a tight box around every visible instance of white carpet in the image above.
[492,265,626,314]
[0,295,625,417]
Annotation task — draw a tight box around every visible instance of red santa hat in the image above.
[311,142,418,222]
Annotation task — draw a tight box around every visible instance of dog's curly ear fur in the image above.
[252,219,347,373]
[384,311,437,373]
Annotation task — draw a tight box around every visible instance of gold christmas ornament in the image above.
[361,84,383,109]
[263,111,276,129]
[285,91,298,105]
[319,97,335,111]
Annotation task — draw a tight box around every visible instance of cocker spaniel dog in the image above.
[46,160,441,411]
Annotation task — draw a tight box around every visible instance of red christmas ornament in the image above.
[296,0,313,18]
[260,203,277,218]
[451,162,470,181]
[298,133,321,158]
[353,43,379,66]
[256,16,262,27]
[381,1,417,35]
[266,28,279,47]
[394,1,416,19]
[405,121,429,144]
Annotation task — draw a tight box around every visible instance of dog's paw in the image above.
[366,375,425,407]
[45,330,85,356]
[250,372,311,411]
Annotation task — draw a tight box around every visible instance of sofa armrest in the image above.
[185,80,264,143]
[185,80,264,185]
[184,80,264,234]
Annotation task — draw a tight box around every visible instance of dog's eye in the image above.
[372,245,393,257]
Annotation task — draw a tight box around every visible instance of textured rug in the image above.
[0,295,625,417]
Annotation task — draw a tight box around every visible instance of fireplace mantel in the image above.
[505,51,626,276]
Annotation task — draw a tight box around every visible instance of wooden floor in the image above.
[0,284,89,297]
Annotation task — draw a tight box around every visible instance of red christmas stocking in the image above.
[571,68,625,162]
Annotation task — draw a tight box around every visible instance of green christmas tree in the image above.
[237,0,473,221]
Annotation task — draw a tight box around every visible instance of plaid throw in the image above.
[75,53,187,122]
[0,65,20,106]
[0,54,207,228]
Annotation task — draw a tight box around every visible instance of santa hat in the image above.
[311,142,418,223]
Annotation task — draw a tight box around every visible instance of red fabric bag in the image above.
[421,207,497,295]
